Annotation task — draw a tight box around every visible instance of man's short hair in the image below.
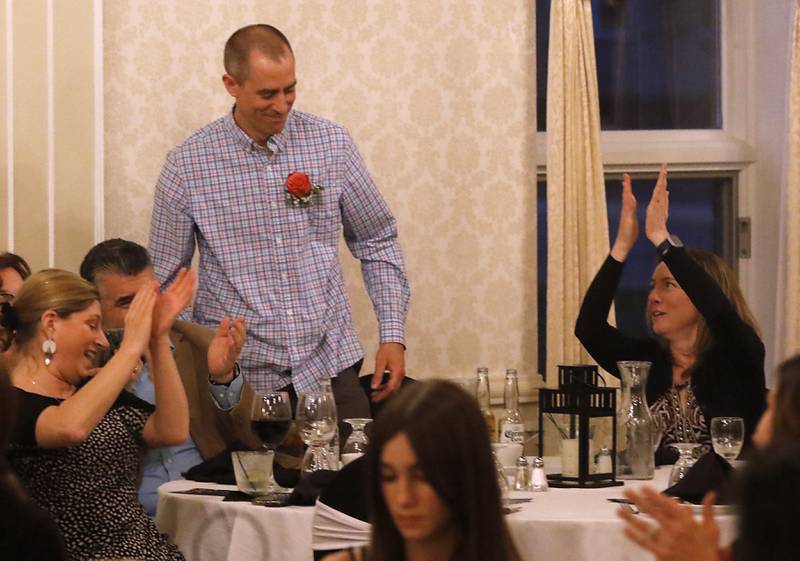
[224,24,293,83]
[79,239,151,285]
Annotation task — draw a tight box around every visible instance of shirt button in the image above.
[275,236,282,244]
[218,393,225,399]
[282,274,289,281]
[286,309,294,317]
[271,202,277,209]
[166,459,173,464]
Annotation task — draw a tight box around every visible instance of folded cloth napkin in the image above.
[663,452,736,504]
[290,470,338,506]
[183,444,301,487]
[184,447,237,485]
[655,444,679,466]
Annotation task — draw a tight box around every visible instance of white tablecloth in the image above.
[155,466,738,561]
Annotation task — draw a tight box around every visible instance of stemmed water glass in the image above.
[341,418,372,466]
[249,391,292,493]
[711,417,744,462]
[296,392,338,475]
[668,423,700,487]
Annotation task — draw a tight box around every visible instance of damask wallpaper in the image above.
[104,0,539,390]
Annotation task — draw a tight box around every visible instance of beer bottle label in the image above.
[499,422,525,443]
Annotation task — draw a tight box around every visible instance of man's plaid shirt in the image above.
[149,109,410,393]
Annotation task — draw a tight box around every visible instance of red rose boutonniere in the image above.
[285,172,323,207]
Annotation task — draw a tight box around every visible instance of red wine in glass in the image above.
[251,419,291,449]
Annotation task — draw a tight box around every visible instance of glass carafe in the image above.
[616,361,655,479]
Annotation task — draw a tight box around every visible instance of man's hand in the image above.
[371,342,406,402]
[618,487,722,561]
[151,269,196,339]
[207,317,246,383]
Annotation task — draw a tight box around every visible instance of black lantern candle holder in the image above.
[538,364,622,488]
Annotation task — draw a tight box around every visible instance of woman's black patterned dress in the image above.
[8,389,184,561]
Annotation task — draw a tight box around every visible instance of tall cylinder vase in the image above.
[616,361,655,480]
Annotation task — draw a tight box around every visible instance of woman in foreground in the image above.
[324,380,522,561]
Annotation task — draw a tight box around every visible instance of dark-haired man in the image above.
[149,24,410,418]
[80,239,254,516]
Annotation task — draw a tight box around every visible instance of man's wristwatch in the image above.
[656,234,683,257]
[209,362,240,386]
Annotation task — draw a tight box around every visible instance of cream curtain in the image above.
[545,0,611,382]
[777,1,800,363]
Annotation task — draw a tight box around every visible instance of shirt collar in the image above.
[223,106,290,156]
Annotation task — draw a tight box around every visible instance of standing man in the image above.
[149,24,410,419]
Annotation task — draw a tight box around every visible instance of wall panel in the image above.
[2,0,99,273]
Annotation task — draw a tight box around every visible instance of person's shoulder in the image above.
[167,115,230,161]
[288,110,352,144]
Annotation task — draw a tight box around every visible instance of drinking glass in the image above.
[341,418,372,466]
[710,417,744,461]
[668,442,700,487]
[296,392,338,475]
[249,391,292,492]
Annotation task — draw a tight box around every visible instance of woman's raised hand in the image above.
[610,173,639,262]
[645,164,670,246]
[151,268,197,339]
[120,282,158,356]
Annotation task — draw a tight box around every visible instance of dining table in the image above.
[155,463,739,561]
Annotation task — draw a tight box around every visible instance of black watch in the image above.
[656,234,683,257]
[209,362,240,386]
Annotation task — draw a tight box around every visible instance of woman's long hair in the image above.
[0,269,99,352]
[366,380,521,561]
[649,248,759,360]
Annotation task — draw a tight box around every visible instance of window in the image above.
[537,0,722,131]
[534,0,757,379]
[537,174,735,377]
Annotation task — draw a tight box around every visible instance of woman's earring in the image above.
[42,338,57,366]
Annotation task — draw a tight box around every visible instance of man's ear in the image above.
[222,73,240,98]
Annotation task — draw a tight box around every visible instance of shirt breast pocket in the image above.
[308,203,340,245]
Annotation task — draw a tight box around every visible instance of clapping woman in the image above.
[575,165,766,457]
[0,268,194,561]
[324,380,522,561]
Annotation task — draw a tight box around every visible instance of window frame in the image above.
[535,0,764,378]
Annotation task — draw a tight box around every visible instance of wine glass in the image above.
[296,392,337,475]
[668,442,700,486]
[341,418,372,466]
[710,417,744,462]
[249,391,292,493]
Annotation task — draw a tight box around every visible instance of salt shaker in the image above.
[530,456,549,492]
[596,447,613,474]
[513,456,532,491]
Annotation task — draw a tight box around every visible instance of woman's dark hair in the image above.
[0,252,32,283]
[365,380,521,561]
[771,355,800,442]
[737,441,800,561]
[648,248,759,359]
